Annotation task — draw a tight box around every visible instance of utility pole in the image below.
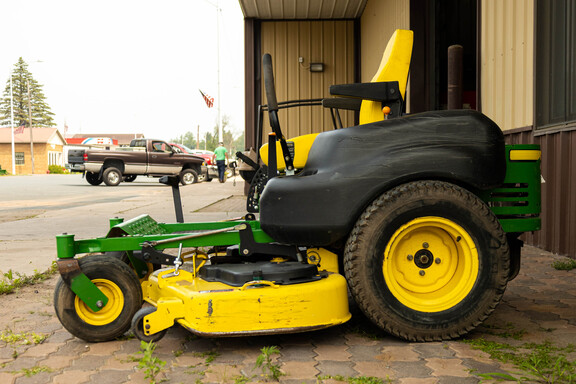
[9,75,15,175]
[216,0,222,143]
[27,80,35,174]
[202,0,222,143]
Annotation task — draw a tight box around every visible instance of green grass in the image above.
[464,338,576,383]
[0,329,47,345]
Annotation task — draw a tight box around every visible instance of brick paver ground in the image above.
[0,245,574,383]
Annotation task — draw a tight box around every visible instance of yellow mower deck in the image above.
[141,267,351,337]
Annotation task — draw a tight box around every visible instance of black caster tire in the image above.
[131,306,168,342]
[54,255,143,342]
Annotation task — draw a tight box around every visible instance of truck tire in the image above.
[53,255,142,342]
[180,169,198,185]
[103,167,122,186]
[123,175,137,182]
[343,180,510,341]
[85,171,103,186]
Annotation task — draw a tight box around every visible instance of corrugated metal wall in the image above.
[260,20,355,141]
[359,0,410,82]
[481,0,534,131]
[481,1,576,258]
[505,128,576,258]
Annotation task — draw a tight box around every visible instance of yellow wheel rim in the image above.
[74,279,124,325]
[383,216,479,312]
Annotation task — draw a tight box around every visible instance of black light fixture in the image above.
[309,63,324,72]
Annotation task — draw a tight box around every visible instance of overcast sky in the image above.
[1,0,245,141]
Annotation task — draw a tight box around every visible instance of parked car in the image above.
[188,148,237,179]
[67,139,204,186]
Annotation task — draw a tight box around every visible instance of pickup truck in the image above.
[67,139,205,186]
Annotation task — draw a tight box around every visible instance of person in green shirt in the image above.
[212,142,229,183]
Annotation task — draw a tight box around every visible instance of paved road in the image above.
[0,174,175,214]
[0,174,246,275]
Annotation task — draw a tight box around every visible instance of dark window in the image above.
[15,152,25,165]
[536,0,576,129]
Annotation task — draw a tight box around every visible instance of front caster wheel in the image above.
[344,181,510,341]
[53,255,143,342]
[131,307,167,342]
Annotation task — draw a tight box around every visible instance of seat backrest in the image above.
[359,29,414,125]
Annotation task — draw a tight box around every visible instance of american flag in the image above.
[14,125,25,134]
[199,89,214,108]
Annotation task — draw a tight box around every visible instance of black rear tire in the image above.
[85,171,103,186]
[343,181,510,341]
[103,167,122,186]
[53,255,142,342]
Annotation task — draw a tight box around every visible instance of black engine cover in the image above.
[259,110,506,246]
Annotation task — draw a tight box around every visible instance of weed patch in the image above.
[12,366,52,377]
[552,258,576,271]
[254,346,284,381]
[0,262,58,295]
[318,375,392,384]
[0,329,47,345]
[464,338,576,383]
[129,341,167,384]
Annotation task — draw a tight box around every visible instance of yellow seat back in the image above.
[260,29,413,170]
[359,29,414,125]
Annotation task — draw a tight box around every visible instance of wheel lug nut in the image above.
[419,270,425,276]
[422,242,429,248]
[407,254,413,261]
[435,258,441,264]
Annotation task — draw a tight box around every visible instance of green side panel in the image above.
[56,220,274,257]
[482,144,541,233]
[70,273,109,312]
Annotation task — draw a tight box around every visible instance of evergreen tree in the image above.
[0,57,56,127]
